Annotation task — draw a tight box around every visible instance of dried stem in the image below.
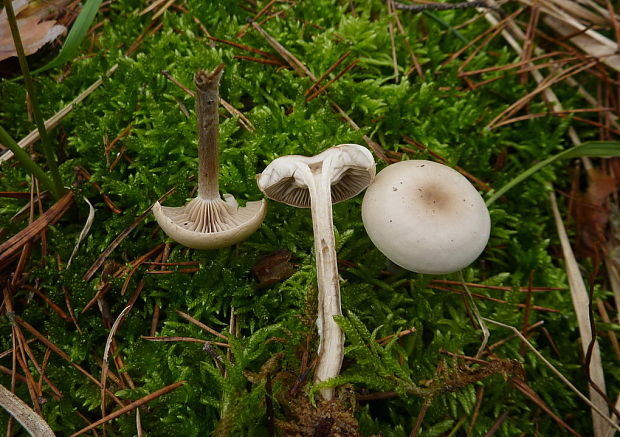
[394,0,503,15]
[0,384,55,437]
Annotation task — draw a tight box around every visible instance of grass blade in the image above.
[486,141,620,206]
[0,126,57,197]
[0,384,55,436]
[423,11,468,43]
[549,191,611,436]
[31,0,103,75]
[2,0,64,198]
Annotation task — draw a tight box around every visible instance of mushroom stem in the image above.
[153,66,267,250]
[257,144,376,400]
[195,65,225,201]
[303,159,344,401]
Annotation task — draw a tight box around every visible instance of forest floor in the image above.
[1,0,620,436]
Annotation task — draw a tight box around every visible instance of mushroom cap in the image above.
[153,195,267,249]
[361,160,490,274]
[257,144,376,207]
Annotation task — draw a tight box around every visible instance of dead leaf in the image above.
[253,249,296,288]
[570,168,617,262]
[0,0,70,61]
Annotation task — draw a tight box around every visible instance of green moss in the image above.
[1,0,616,435]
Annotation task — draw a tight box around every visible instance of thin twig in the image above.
[387,0,399,82]
[486,60,598,129]
[483,317,619,432]
[394,0,503,15]
[305,60,359,103]
[207,36,278,60]
[0,191,74,267]
[236,0,279,37]
[68,381,186,437]
[408,400,430,437]
[141,336,229,347]
[509,377,582,436]
[174,310,228,340]
[467,386,485,436]
[519,270,535,356]
[596,299,620,363]
[82,195,170,281]
[14,316,125,408]
[429,283,559,313]
[459,271,489,358]
[304,51,351,96]
[483,411,509,437]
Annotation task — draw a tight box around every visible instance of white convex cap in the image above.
[362,160,490,274]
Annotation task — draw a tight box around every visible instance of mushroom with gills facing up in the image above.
[257,144,376,400]
[153,65,267,249]
[361,159,490,274]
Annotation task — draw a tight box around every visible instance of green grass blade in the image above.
[486,141,620,207]
[2,0,64,198]
[422,11,468,43]
[31,0,104,75]
[0,126,60,198]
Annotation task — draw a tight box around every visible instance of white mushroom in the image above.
[362,160,490,274]
[153,65,266,249]
[257,144,376,400]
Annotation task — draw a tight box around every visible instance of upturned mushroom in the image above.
[257,144,376,400]
[153,65,266,249]
[362,160,490,274]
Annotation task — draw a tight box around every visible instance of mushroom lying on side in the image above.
[153,65,267,249]
[362,160,490,274]
[257,144,376,400]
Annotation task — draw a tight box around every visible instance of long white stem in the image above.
[304,160,344,401]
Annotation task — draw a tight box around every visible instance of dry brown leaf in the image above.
[252,249,295,288]
[604,175,620,321]
[0,0,70,61]
[571,168,617,262]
